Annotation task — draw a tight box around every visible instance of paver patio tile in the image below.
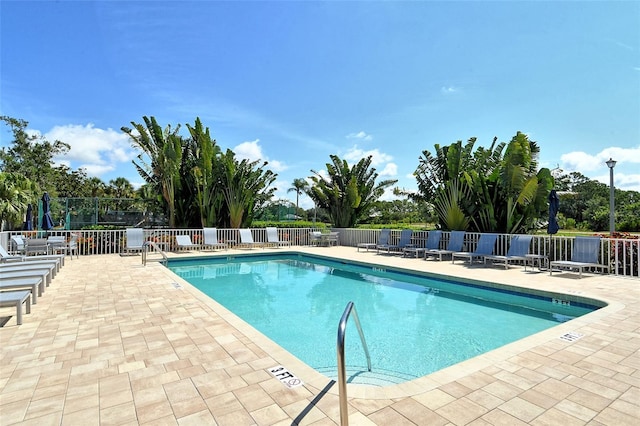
[367,406,419,425]
[480,408,529,426]
[391,397,448,425]
[1,248,638,425]
[436,397,488,425]
[214,408,255,426]
[498,396,546,422]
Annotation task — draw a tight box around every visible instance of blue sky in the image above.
[2,0,639,209]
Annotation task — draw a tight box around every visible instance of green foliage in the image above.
[252,220,327,229]
[307,155,397,227]
[287,178,310,212]
[122,116,183,227]
[410,132,552,233]
[0,172,37,231]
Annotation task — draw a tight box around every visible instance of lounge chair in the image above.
[358,229,390,252]
[238,229,263,249]
[175,235,200,251]
[0,277,42,304]
[377,229,413,254]
[124,228,145,255]
[452,233,498,264]
[202,228,228,251]
[484,235,533,269]
[0,290,31,325]
[266,227,291,248]
[0,258,60,275]
[425,230,466,261]
[1,268,52,288]
[404,230,442,258]
[0,245,64,268]
[550,236,609,278]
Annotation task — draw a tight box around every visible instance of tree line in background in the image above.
[1,115,638,233]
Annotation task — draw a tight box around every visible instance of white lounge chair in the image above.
[1,268,52,288]
[0,290,31,325]
[175,235,200,251]
[0,245,64,268]
[266,227,291,248]
[124,228,145,255]
[358,229,390,252]
[452,233,498,264]
[0,277,42,304]
[238,229,263,249]
[202,228,228,251]
[484,235,533,269]
[425,231,466,261]
[550,236,609,278]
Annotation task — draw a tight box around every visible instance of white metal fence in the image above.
[2,228,638,278]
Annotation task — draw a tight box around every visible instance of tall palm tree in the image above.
[287,178,309,214]
[308,155,397,227]
[122,116,183,228]
[185,117,222,227]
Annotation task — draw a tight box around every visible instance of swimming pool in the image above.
[168,254,603,386]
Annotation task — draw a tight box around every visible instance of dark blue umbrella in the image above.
[23,203,33,231]
[41,192,55,231]
[547,189,560,234]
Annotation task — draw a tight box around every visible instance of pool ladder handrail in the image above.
[337,301,371,426]
[142,241,168,265]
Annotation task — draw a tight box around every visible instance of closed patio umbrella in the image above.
[41,192,55,231]
[23,203,33,231]
[547,189,559,234]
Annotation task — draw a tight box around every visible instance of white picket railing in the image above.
[2,228,638,278]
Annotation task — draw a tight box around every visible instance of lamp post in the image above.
[606,158,616,236]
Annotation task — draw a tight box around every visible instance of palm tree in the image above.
[287,178,309,215]
[0,172,36,231]
[307,155,397,227]
[185,117,222,227]
[122,116,183,228]
[410,133,553,233]
[218,149,277,228]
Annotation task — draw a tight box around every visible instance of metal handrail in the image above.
[142,241,168,265]
[337,301,371,426]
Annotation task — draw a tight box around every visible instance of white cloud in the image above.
[343,145,393,168]
[560,146,640,172]
[379,162,397,177]
[347,131,373,141]
[440,86,460,94]
[233,139,288,172]
[39,124,135,178]
[560,146,640,191]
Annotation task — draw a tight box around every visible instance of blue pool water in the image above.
[168,254,601,385]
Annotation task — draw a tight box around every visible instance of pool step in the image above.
[316,365,417,386]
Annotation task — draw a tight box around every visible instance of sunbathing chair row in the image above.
[360,230,608,278]
[0,255,63,325]
[126,227,293,253]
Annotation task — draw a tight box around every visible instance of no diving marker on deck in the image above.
[559,331,584,342]
[268,365,303,389]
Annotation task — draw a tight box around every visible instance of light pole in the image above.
[606,158,616,236]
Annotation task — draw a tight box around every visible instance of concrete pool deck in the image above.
[0,247,638,425]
